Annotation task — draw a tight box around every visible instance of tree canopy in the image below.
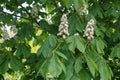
[0,0,120,80]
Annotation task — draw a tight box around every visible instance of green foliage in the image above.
[0,59,9,74]
[10,56,23,71]
[111,43,120,58]
[0,0,120,80]
[67,36,86,53]
[85,53,97,77]
[74,0,83,10]
[37,35,57,57]
[39,54,64,78]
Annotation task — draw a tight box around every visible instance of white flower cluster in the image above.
[83,19,95,39]
[57,14,69,39]
[31,6,38,18]
[1,25,17,40]
[78,3,88,16]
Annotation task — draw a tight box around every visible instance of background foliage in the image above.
[0,0,120,80]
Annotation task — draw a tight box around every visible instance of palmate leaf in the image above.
[75,36,86,53]
[16,43,31,58]
[98,60,113,80]
[18,22,36,40]
[110,43,120,58]
[37,35,57,57]
[85,53,98,77]
[10,56,23,71]
[67,36,86,53]
[47,55,62,78]
[1,0,120,79]
[39,55,64,78]
[86,47,113,80]
[68,13,84,35]
[89,2,103,18]
[74,55,82,73]
[96,38,107,54]
[90,37,107,54]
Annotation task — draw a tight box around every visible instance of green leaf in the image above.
[47,55,62,78]
[57,57,66,74]
[0,53,7,65]
[37,35,57,57]
[67,36,76,53]
[75,36,86,53]
[66,0,74,8]
[10,56,23,71]
[56,51,68,60]
[0,59,9,74]
[74,0,82,10]
[38,60,49,78]
[96,38,107,53]
[98,60,113,80]
[18,23,36,40]
[85,54,98,77]
[68,13,84,35]
[39,55,62,78]
[67,36,85,53]
[74,55,82,73]
[94,26,104,37]
[89,3,103,18]
[79,69,91,80]
[65,60,74,80]
[16,44,31,58]
[111,43,120,58]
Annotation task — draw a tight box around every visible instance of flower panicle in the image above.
[78,2,88,16]
[57,14,69,39]
[1,25,17,40]
[83,19,95,39]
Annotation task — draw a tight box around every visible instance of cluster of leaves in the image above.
[0,0,120,80]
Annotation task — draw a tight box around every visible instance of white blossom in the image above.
[1,25,17,40]
[1,27,10,40]
[57,14,69,39]
[83,19,95,39]
[78,2,88,16]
